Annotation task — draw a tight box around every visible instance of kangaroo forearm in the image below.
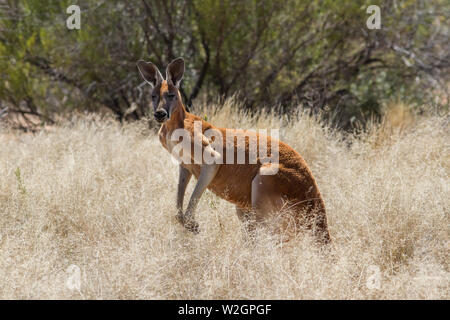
[185,164,219,216]
[177,166,192,211]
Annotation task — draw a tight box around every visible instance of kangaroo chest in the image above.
[158,125,200,172]
[158,125,178,153]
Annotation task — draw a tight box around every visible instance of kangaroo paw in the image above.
[176,213,200,234]
[184,219,200,234]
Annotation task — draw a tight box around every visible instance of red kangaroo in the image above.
[137,57,331,244]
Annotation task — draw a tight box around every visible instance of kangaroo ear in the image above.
[166,57,185,88]
[137,60,163,88]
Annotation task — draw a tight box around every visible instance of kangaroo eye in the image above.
[152,94,157,100]
[167,93,176,99]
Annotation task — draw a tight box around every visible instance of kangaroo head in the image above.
[137,57,185,123]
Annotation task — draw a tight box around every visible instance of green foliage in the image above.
[15,167,27,195]
[0,0,448,129]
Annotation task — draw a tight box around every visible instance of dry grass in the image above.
[0,101,448,299]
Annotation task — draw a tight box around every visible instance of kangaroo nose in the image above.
[154,109,168,122]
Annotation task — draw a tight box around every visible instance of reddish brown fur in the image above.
[157,80,331,244]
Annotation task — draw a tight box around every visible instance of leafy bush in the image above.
[0,0,448,129]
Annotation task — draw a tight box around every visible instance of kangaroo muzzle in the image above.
[154,109,168,123]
